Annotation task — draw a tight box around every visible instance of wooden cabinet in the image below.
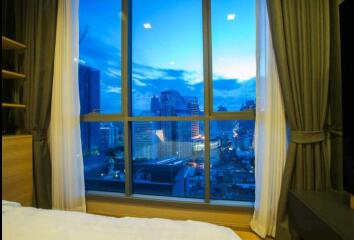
[2,135,33,206]
[288,191,354,240]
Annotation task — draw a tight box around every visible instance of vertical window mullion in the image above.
[122,0,132,196]
[202,0,212,203]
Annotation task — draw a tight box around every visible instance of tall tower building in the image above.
[160,90,189,116]
[133,119,159,161]
[79,64,100,156]
[100,122,122,152]
[150,95,161,129]
[79,64,100,114]
[184,96,200,138]
[175,121,192,158]
[159,90,193,159]
[150,95,161,115]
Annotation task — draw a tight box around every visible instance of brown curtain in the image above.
[21,0,58,209]
[266,0,331,239]
[328,0,343,191]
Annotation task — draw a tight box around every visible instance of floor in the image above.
[236,231,262,240]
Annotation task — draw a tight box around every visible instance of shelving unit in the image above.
[2,36,27,110]
[2,35,33,206]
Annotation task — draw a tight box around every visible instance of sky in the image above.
[79,0,256,114]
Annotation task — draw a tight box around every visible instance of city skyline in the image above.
[79,66,255,200]
[79,63,255,115]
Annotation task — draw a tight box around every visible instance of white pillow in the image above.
[2,200,22,207]
[2,200,21,214]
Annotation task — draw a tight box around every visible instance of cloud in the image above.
[132,63,203,86]
[182,71,203,85]
[107,60,120,67]
[213,58,256,81]
[213,78,255,98]
[133,78,147,86]
[187,86,196,91]
[105,67,121,78]
[106,86,121,93]
[133,65,168,80]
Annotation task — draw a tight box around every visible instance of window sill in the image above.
[86,191,254,231]
[86,190,254,211]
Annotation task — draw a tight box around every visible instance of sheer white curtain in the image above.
[50,0,86,212]
[250,0,286,238]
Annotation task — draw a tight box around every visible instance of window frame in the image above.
[80,0,255,205]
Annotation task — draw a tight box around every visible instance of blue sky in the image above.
[79,0,256,114]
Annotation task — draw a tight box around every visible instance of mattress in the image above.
[2,200,241,240]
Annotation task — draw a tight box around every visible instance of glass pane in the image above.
[132,0,204,116]
[81,122,125,193]
[211,0,256,112]
[132,121,205,198]
[210,120,255,201]
[79,0,122,114]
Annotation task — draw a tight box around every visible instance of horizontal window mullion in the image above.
[80,113,125,122]
[210,110,255,120]
[81,114,255,122]
[128,116,205,122]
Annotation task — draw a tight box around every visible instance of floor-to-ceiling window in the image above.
[79,0,256,203]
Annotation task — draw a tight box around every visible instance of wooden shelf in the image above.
[2,103,26,108]
[2,36,26,50]
[2,69,26,79]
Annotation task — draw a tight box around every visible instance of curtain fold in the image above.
[50,0,86,211]
[21,0,59,209]
[250,0,287,238]
[266,0,331,239]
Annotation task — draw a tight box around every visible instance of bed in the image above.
[2,200,241,240]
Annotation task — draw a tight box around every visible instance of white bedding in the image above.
[2,200,241,240]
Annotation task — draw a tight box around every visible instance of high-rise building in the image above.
[79,64,100,114]
[100,122,122,152]
[184,96,200,138]
[160,90,189,116]
[159,90,193,159]
[175,121,192,158]
[79,64,100,156]
[150,96,161,129]
[134,121,159,160]
[133,111,159,160]
[150,95,161,115]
